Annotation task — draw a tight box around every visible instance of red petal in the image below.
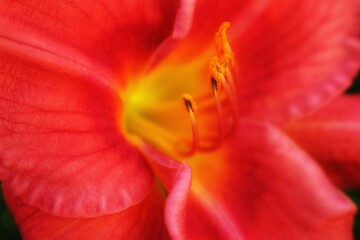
[0,50,153,217]
[147,0,197,68]
[2,185,169,240]
[139,144,192,240]
[285,95,360,188]
[147,0,269,67]
[164,163,192,240]
[234,0,360,124]
[0,0,178,76]
[189,0,270,42]
[150,122,356,239]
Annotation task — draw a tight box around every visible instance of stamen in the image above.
[215,22,235,63]
[219,54,236,90]
[209,57,238,128]
[198,78,224,151]
[209,56,234,98]
[178,21,239,157]
[177,94,200,157]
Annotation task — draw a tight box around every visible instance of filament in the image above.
[177,94,200,157]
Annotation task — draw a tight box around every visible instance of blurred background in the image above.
[0,72,360,239]
[0,184,21,240]
[345,72,360,239]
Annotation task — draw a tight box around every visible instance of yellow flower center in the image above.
[121,22,237,160]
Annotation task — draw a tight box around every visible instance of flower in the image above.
[0,0,360,239]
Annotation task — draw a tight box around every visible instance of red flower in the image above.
[0,0,359,239]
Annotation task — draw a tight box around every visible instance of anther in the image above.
[178,94,200,157]
[215,22,235,61]
[183,93,197,112]
[209,57,224,85]
[209,57,235,105]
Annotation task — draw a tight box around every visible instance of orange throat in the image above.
[121,22,238,160]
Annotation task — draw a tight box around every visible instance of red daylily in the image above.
[0,0,360,240]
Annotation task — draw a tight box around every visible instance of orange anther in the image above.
[209,57,225,92]
[183,94,197,112]
[215,22,233,58]
[219,53,235,68]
